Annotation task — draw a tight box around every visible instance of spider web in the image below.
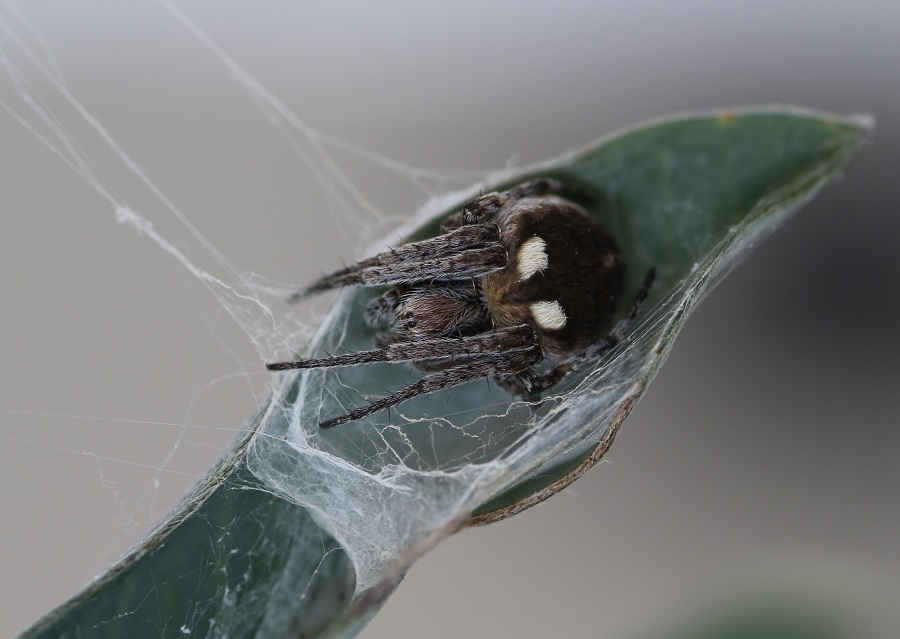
[0,1,682,632]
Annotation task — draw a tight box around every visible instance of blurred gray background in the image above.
[1,1,898,637]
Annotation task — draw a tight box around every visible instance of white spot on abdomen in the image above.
[530,300,567,331]
[516,236,549,281]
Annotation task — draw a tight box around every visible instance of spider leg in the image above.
[267,324,538,371]
[505,176,587,203]
[493,368,542,398]
[441,177,588,231]
[320,346,542,429]
[290,224,504,301]
[498,361,580,401]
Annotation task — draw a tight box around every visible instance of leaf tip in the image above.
[841,111,876,135]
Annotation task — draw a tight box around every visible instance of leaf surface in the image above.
[20,107,870,639]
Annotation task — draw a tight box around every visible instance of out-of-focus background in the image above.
[1,1,898,637]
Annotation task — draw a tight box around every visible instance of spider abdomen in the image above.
[481,196,624,357]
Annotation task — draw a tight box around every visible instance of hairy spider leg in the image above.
[290,177,589,301]
[505,176,587,202]
[441,177,588,230]
[267,324,543,428]
[319,347,542,429]
[289,224,505,301]
[267,324,538,371]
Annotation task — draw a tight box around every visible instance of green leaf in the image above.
[18,107,870,638]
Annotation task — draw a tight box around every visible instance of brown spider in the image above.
[268,178,655,428]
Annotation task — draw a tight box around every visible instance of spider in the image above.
[268,177,655,429]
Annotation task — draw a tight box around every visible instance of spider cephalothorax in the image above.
[268,178,655,428]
